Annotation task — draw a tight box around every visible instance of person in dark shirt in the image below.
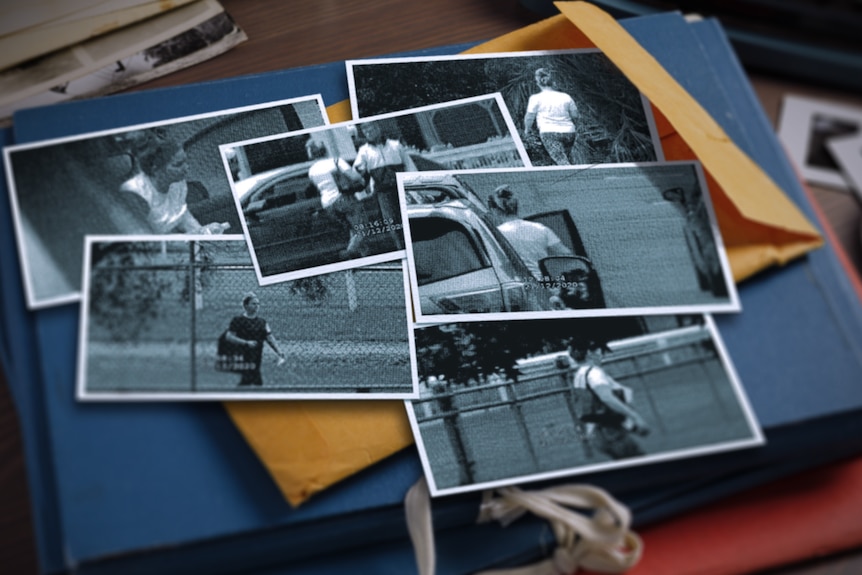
[548,258,607,310]
[224,292,285,386]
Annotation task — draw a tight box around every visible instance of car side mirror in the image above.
[539,255,606,310]
[538,255,593,282]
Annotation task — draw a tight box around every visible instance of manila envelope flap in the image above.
[227,1,823,506]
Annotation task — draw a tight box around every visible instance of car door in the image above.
[410,215,506,315]
[245,172,350,274]
[524,209,586,257]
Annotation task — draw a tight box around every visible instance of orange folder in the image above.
[596,455,862,575]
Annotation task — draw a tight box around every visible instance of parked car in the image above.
[235,155,446,276]
[235,161,391,276]
[403,175,601,315]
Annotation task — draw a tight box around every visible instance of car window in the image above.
[300,180,320,201]
[268,180,298,207]
[404,188,453,205]
[404,183,486,213]
[251,175,317,210]
[412,218,489,285]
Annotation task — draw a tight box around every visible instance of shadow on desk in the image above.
[0,369,39,574]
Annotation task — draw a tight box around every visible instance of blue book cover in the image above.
[3,12,862,575]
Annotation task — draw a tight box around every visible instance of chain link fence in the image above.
[411,324,754,491]
[83,238,412,395]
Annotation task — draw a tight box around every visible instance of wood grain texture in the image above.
[1,1,861,573]
[136,0,541,91]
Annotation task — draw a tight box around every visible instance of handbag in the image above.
[215,330,257,372]
[369,163,403,192]
[332,158,366,195]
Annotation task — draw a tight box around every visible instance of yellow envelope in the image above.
[227,1,822,506]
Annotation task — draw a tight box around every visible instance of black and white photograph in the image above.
[398,162,739,322]
[347,49,662,167]
[4,95,327,309]
[219,94,531,285]
[1,5,245,125]
[77,236,415,400]
[778,94,862,191]
[826,132,862,203]
[407,314,763,496]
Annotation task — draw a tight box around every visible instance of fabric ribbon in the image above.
[405,477,642,575]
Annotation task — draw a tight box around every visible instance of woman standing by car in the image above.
[523,68,580,165]
[487,185,571,281]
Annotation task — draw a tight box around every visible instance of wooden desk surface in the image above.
[2,1,860,573]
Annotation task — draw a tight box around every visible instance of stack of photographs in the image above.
[2,48,763,496]
[778,95,862,202]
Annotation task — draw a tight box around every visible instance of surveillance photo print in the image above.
[398,162,739,322]
[3,95,327,309]
[347,49,662,167]
[406,314,762,497]
[76,236,416,400]
[220,94,530,286]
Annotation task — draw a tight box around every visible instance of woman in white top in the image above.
[487,185,571,281]
[352,121,416,250]
[306,139,369,258]
[523,68,580,165]
[567,341,650,460]
[119,134,229,235]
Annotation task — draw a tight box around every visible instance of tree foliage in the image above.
[353,54,654,164]
[88,243,173,341]
[289,276,329,304]
[415,317,646,385]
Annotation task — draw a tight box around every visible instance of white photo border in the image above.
[76,234,418,401]
[3,94,328,309]
[826,133,862,204]
[405,313,764,497]
[397,162,740,323]
[777,94,862,191]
